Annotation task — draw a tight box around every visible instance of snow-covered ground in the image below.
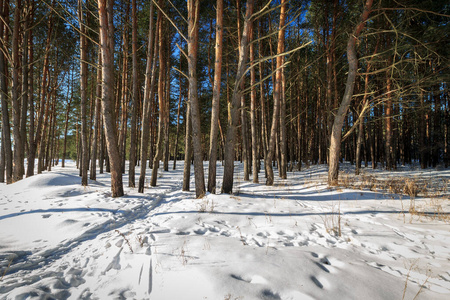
[0,161,449,300]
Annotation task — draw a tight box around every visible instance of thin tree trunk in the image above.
[79,0,89,186]
[26,9,34,174]
[129,0,138,187]
[151,1,166,187]
[258,22,268,178]
[12,0,23,182]
[183,98,192,191]
[187,0,205,198]
[279,64,287,179]
[236,0,250,182]
[62,78,72,168]
[163,49,170,172]
[90,51,102,180]
[207,0,224,193]
[138,1,157,193]
[20,4,29,176]
[249,24,258,183]
[118,2,129,173]
[328,0,373,185]
[173,57,183,170]
[99,127,104,174]
[265,0,287,186]
[222,0,253,194]
[28,9,53,177]
[0,0,12,183]
[98,0,124,197]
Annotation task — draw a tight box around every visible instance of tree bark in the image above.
[222,0,253,194]
[151,1,166,187]
[173,57,183,170]
[328,0,373,185]
[128,0,138,187]
[265,0,287,186]
[28,8,53,177]
[0,0,12,183]
[182,98,192,191]
[98,0,124,197]
[187,0,205,198]
[90,50,102,180]
[138,1,157,193]
[20,4,30,176]
[12,0,23,182]
[249,24,258,183]
[62,74,73,168]
[79,0,89,186]
[207,0,224,193]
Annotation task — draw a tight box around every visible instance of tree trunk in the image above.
[265,0,287,186]
[12,0,23,182]
[26,10,34,174]
[20,4,30,177]
[173,57,183,170]
[62,78,72,168]
[28,9,53,177]
[79,0,89,186]
[151,2,166,187]
[128,0,138,187]
[222,0,253,194]
[328,0,373,185]
[118,1,129,174]
[249,23,258,183]
[98,0,124,197]
[163,51,170,172]
[99,127,105,174]
[207,0,224,193]
[183,98,193,191]
[138,1,157,193]
[187,0,205,198]
[279,66,287,179]
[258,22,268,178]
[0,0,12,183]
[90,50,102,180]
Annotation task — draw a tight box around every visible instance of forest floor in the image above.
[0,161,449,300]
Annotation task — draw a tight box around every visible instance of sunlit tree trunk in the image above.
[0,0,12,183]
[151,0,166,187]
[207,0,224,193]
[129,0,138,187]
[183,99,192,191]
[249,24,258,183]
[20,4,30,176]
[138,1,157,193]
[12,0,23,182]
[90,51,102,180]
[328,0,373,185]
[265,0,287,186]
[187,0,205,198]
[118,1,129,173]
[173,58,183,171]
[79,0,89,186]
[222,0,253,193]
[62,72,73,168]
[29,8,52,177]
[98,0,124,197]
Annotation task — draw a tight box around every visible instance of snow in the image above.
[0,161,449,299]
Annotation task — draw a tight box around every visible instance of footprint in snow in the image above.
[194,228,207,235]
[220,231,231,237]
[310,276,324,289]
[208,226,220,233]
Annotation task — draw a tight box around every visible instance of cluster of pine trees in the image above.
[0,0,448,197]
